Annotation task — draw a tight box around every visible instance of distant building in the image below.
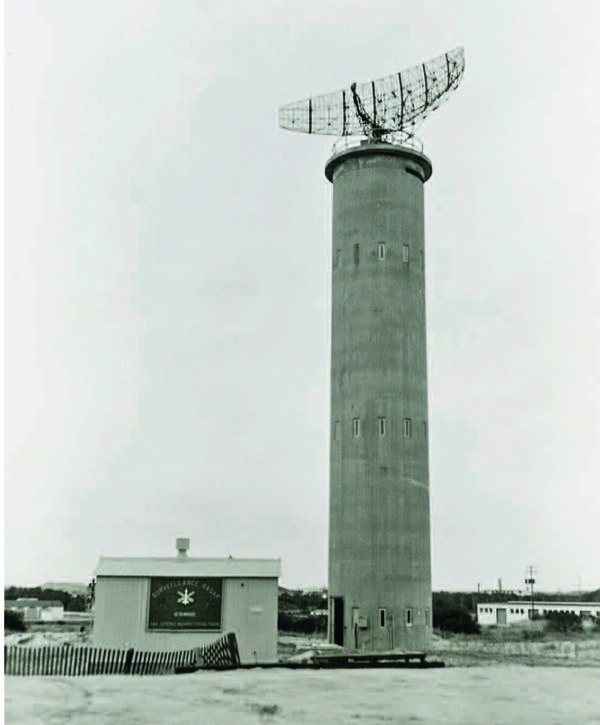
[5,599,64,622]
[478,601,600,626]
[92,538,281,663]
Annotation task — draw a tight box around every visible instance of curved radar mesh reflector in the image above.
[278,47,465,139]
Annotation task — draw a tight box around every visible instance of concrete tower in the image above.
[278,46,465,654]
[326,141,433,652]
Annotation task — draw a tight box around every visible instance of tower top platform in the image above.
[325,139,433,183]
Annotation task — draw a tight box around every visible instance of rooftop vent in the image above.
[176,537,190,559]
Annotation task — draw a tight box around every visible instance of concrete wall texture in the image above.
[326,142,433,652]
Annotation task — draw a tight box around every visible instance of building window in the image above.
[425,608,430,626]
[402,244,409,263]
[352,418,361,438]
[353,244,360,265]
[406,608,413,626]
[403,418,412,438]
[379,608,386,628]
[334,420,340,441]
[377,417,386,436]
[335,249,342,268]
[377,243,386,260]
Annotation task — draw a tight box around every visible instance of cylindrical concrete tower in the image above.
[326,140,433,652]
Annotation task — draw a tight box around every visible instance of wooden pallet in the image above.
[310,653,444,669]
[239,652,445,670]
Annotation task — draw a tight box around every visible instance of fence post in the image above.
[227,632,241,667]
[124,648,134,675]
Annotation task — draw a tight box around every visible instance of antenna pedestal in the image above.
[325,141,432,183]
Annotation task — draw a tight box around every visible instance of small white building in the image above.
[477,601,600,626]
[5,599,65,622]
[92,538,281,664]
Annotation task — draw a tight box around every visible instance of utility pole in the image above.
[524,566,536,619]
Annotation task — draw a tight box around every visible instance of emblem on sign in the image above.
[177,588,195,606]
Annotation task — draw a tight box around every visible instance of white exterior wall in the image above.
[477,604,529,626]
[8,605,64,621]
[93,576,278,663]
[478,602,600,626]
[39,606,65,622]
[22,607,41,621]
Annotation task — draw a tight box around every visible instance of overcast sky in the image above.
[5,0,599,592]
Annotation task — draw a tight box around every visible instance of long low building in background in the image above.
[477,601,600,626]
[92,538,281,664]
[5,599,65,621]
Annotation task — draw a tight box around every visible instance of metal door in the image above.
[332,597,344,646]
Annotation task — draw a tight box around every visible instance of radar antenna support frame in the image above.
[350,82,386,140]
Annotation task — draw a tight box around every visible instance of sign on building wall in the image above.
[147,578,223,631]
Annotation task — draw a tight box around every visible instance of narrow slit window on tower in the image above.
[425,608,430,626]
[403,418,412,438]
[378,417,387,437]
[353,244,360,265]
[377,243,386,260]
[334,420,340,441]
[402,244,410,263]
[379,608,387,628]
[352,418,361,438]
[335,249,342,268]
[406,608,413,626]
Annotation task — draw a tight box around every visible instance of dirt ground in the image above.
[5,666,600,724]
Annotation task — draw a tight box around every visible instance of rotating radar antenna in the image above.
[279,47,465,143]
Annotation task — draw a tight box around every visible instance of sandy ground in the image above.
[4,631,92,648]
[5,666,600,724]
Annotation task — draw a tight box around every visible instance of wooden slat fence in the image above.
[5,632,240,676]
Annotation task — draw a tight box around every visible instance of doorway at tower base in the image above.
[328,597,431,652]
